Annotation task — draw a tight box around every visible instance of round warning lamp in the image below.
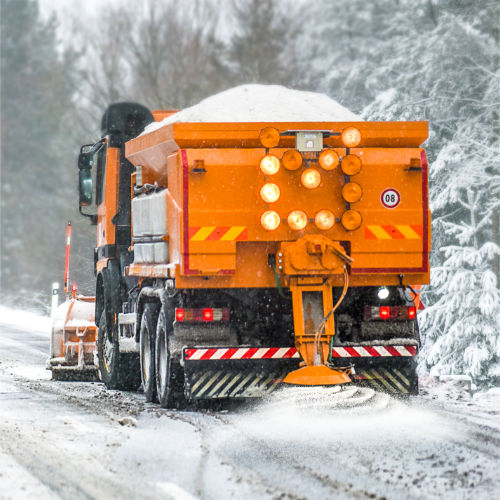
[260,155,280,175]
[341,209,362,231]
[260,183,280,203]
[259,127,280,148]
[340,154,362,176]
[301,168,321,189]
[261,210,281,231]
[378,287,390,300]
[341,127,361,148]
[315,210,335,230]
[318,149,340,171]
[282,150,303,170]
[342,182,363,203]
[288,210,308,230]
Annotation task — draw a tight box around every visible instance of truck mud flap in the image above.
[347,357,418,396]
[183,347,300,400]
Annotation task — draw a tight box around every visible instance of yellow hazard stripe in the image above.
[220,226,246,241]
[190,226,216,241]
[395,225,421,239]
[367,225,392,239]
[380,368,408,393]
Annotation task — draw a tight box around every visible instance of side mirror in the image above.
[79,169,93,205]
[78,151,93,169]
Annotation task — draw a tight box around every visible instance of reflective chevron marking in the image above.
[185,345,417,361]
[354,365,413,395]
[380,367,408,393]
[330,345,417,358]
[184,347,299,361]
[186,368,289,399]
[393,367,410,386]
[189,226,248,241]
[364,225,422,240]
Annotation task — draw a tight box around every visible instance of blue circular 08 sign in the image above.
[380,188,401,209]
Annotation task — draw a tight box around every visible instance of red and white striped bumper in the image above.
[331,345,417,358]
[183,345,417,361]
[184,347,299,361]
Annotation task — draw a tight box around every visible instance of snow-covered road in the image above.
[0,311,499,500]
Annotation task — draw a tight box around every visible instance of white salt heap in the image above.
[142,84,362,135]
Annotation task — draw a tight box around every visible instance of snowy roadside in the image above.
[419,375,500,432]
[0,305,51,337]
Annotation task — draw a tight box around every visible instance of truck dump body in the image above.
[125,121,429,288]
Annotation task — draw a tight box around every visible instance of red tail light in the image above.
[203,308,213,322]
[379,306,390,319]
[175,308,229,323]
[364,306,417,321]
[176,308,185,322]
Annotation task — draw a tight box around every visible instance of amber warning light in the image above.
[341,127,361,148]
[261,210,281,231]
[260,183,280,203]
[260,155,280,175]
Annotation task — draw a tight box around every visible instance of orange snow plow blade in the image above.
[283,364,351,386]
[48,295,98,381]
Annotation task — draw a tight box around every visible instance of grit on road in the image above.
[0,312,499,500]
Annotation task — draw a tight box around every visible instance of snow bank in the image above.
[0,305,51,336]
[142,84,362,135]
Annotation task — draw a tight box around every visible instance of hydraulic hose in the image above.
[313,267,349,365]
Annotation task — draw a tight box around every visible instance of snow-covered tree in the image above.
[419,190,500,384]
[310,0,500,384]
[361,2,500,384]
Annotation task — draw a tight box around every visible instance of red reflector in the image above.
[175,308,185,322]
[379,306,390,319]
[408,306,416,319]
[203,308,213,322]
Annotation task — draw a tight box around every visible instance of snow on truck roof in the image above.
[141,84,363,136]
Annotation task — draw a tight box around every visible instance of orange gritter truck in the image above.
[76,101,430,407]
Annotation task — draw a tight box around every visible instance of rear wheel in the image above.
[156,305,185,408]
[97,310,141,390]
[140,303,159,402]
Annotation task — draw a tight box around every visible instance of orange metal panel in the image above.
[152,109,179,121]
[97,146,120,247]
[124,122,430,288]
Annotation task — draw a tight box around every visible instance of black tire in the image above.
[140,303,159,402]
[97,310,141,390]
[155,305,185,409]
